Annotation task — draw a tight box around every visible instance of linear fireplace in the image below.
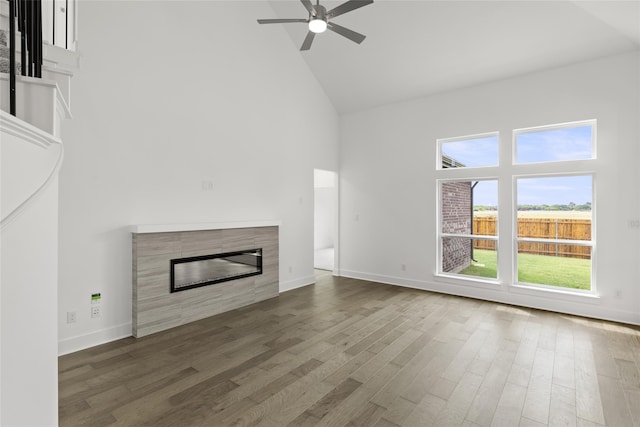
[170,248,263,293]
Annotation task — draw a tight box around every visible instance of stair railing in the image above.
[51,0,72,49]
[5,0,43,116]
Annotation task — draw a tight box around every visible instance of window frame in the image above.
[436,177,500,283]
[437,131,500,170]
[512,172,596,295]
[434,120,597,298]
[513,119,597,165]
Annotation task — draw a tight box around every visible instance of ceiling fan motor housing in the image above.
[309,5,328,33]
[312,4,328,22]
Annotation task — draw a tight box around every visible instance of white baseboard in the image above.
[340,269,640,327]
[58,322,132,356]
[340,269,427,290]
[58,275,315,355]
[280,275,315,293]
[57,271,638,356]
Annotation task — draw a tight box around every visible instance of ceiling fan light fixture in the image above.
[309,18,327,33]
[257,0,373,50]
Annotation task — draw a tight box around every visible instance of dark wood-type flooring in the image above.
[59,270,640,426]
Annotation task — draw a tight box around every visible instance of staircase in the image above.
[1,1,77,424]
[1,24,72,228]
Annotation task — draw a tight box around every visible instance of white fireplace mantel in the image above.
[129,220,281,234]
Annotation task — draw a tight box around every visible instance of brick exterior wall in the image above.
[442,181,472,273]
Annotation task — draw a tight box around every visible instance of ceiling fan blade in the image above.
[327,22,366,44]
[257,18,308,24]
[300,31,316,51]
[300,0,316,15]
[326,0,373,19]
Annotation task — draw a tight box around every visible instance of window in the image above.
[438,179,498,280]
[515,175,593,291]
[436,120,596,295]
[515,121,595,164]
[438,133,499,169]
[513,121,595,293]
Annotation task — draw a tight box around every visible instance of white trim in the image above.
[280,275,315,293]
[436,177,500,277]
[130,220,282,234]
[55,84,73,120]
[0,110,62,148]
[513,119,596,165]
[340,270,639,326]
[441,233,498,241]
[513,173,595,296]
[437,131,500,170]
[0,112,65,228]
[58,322,132,356]
[42,41,81,71]
[517,237,593,246]
[342,269,428,290]
[0,74,72,119]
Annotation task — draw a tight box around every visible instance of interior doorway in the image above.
[314,169,338,272]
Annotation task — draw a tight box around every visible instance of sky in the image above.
[440,125,592,168]
[441,125,593,207]
[516,125,592,164]
[469,175,593,207]
[441,135,498,167]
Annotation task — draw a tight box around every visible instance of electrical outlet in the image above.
[91,306,101,318]
[66,311,77,324]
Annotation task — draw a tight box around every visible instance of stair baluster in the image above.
[4,0,43,115]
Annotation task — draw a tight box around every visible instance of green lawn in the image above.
[459,250,498,279]
[459,249,591,290]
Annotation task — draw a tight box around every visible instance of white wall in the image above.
[314,169,336,251]
[58,1,339,354]
[314,188,335,250]
[1,178,59,426]
[340,51,640,325]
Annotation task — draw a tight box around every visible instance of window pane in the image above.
[515,124,593,164]
[442,237,497,279]
[442,180,498,234]
[516,175,592,291]
[517,176,592,240]
[517,243,591,290]
[440,135,498,168]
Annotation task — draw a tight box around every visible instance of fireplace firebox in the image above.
[170,248,262,293]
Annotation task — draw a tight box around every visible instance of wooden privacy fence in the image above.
[473,217,592,259]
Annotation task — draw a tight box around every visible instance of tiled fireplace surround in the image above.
[131,222,279,337]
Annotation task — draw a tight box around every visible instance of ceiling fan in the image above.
[258,0,373,51]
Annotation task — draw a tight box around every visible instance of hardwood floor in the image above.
[59,271,640,426]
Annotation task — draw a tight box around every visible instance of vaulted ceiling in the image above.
[265,1,640,113]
